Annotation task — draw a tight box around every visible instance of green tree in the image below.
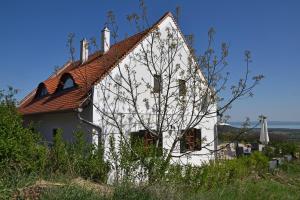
[0,87,46,174]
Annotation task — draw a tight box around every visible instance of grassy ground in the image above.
[10,160,299,200]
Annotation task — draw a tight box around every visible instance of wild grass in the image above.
[35,160,300,200]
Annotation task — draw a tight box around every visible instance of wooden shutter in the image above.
[144,131,156,146]
[180,128,201,153]
[180,133,187,153]
[195,129,202,150]
[186,129,196,151]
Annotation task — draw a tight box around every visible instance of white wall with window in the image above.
[92,15,217,167]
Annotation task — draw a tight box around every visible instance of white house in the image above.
[19,12,218,168]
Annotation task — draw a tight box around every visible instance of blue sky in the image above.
[0,0,299,122]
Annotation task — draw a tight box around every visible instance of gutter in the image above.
[77,107,102,134]
[76,90,103,143]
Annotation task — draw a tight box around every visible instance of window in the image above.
[178,79,186,96]
[131,130,162,156]
[63,77,74,89]
[153,74,162,93]
[52,128,58,141]
[35,83,48,98]
[180,128,201,153]
[56,73,76,92]
[52,128,58,138]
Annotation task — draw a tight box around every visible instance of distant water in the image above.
[230,121,300,129]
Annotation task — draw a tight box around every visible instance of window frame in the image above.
[178,79,187,96]
[56,73,76,92]
[62,77,75,90]
[35,83,48,99]
[130,130,163,156]
[153,74,162,93]
[52,128,58,138]
[180,128,202,153]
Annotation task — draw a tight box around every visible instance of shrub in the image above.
[0,88,47,174]
[70,131,109,182]
[47,129,110,182]
[48,129,70,174]
[159,152,269,191]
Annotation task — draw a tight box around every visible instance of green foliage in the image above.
[40,185,104,200]
[264,142,300,159]
[109,134,166,183]
[0,171,37,199]
[161,152,268,190]
[0,88,110,198]
[189,178,300,200]
[112,184,156,200]
[47,129,109,182]
[72,133,109,182]
[0,88,47,174]
[280,159,300,175]
[49,129,69,173]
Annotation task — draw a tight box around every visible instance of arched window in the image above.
[35,83,48,98]
[56,73,76,92]
[63,77,75,89]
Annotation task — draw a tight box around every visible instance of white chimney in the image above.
[101,27,110,53]
[80,38,89,63]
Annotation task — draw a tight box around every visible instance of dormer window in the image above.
[63,77,74,89]
[57,73,76,92]
[35,83,48,98]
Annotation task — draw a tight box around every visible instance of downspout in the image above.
[214,123,218,159]
[76,91,103,146]
[77,107,102,133]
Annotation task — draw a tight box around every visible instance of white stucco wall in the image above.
[23,105,93,144]
[92,15,218,167]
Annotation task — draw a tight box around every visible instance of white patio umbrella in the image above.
[259,115,269,144]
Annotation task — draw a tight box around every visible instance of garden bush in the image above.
[0,88,47,174]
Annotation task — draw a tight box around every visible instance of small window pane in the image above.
[180,128,201,153]
[153,74,162,93]
[37,87,48,98]
[41,87,47,96]
[52,128,58,138]
[63,78,74,89]
[178,79,186,96]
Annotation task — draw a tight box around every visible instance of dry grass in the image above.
[13,178,112,199]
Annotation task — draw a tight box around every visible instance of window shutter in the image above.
[180,135,187,153]
[195,129,202,150]
[186,129,195,151]
[144,131,155,146]
[180,128,201,153]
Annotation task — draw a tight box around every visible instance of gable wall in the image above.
[92,16,217,166]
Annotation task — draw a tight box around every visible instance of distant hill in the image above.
[230,121,300,129]
[217,125,300,143]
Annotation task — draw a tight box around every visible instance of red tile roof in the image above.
[18,12,173,115]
